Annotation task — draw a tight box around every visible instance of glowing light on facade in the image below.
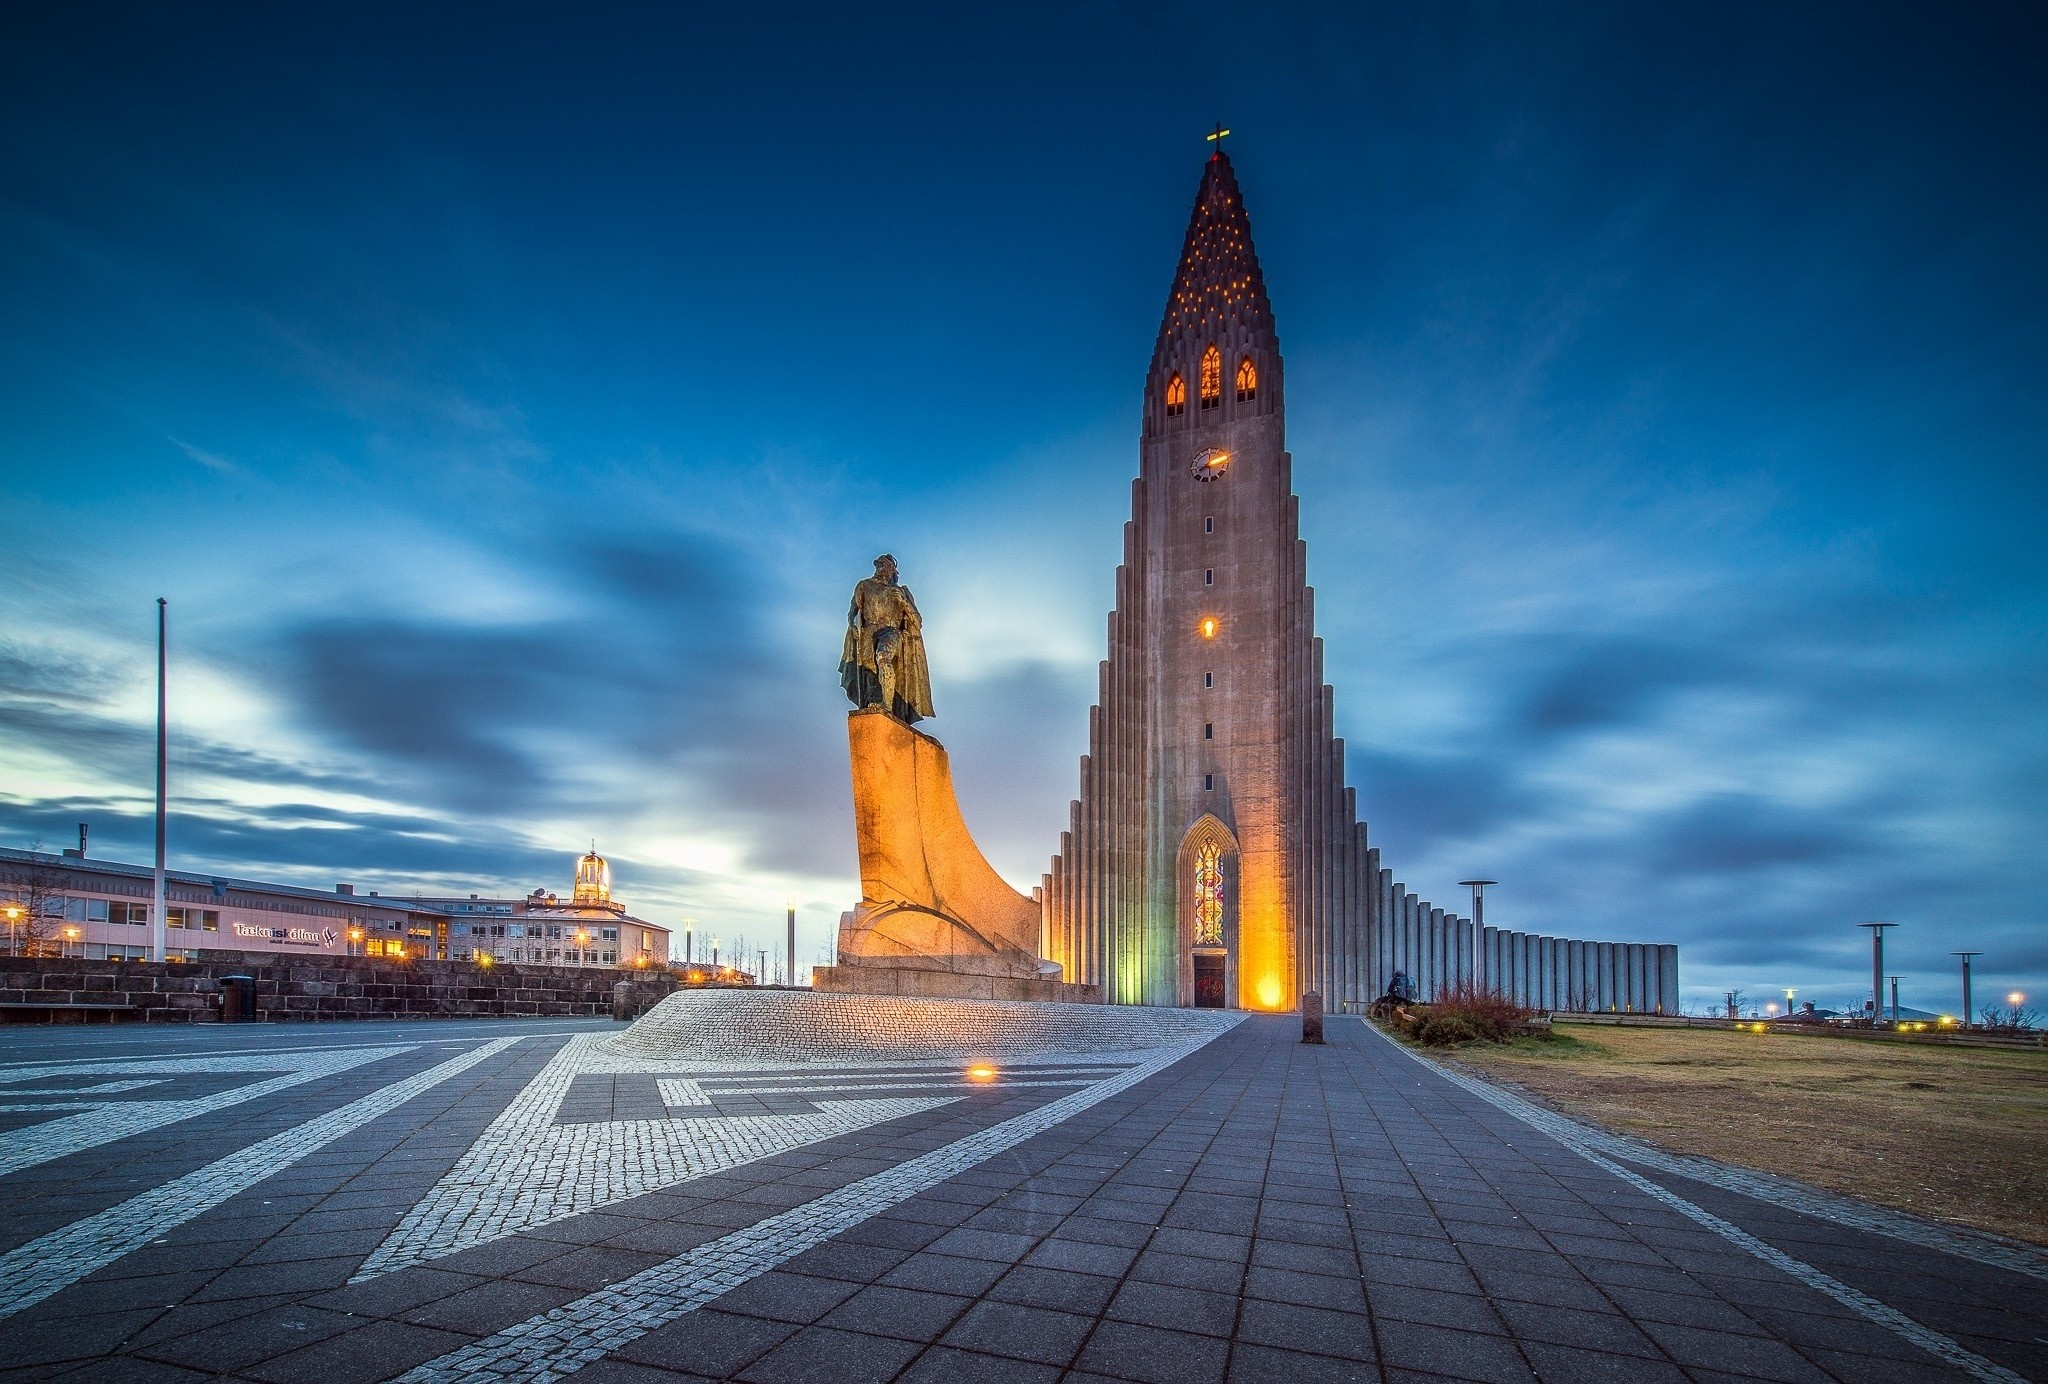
[1165,372,1186,416]
[1199,344,1221,407]
[1236,356,1257,402]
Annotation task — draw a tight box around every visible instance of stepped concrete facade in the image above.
[1040,150,1678,1014]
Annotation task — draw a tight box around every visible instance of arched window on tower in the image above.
[1164,372,1186,417]
[1236,355,1258,403]
[1199,345,1221,409]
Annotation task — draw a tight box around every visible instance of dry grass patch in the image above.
[1449,1024,2048,1245]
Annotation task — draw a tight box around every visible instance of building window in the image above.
[1204,516,1213,534]
[1204,774,1214,790]
[1204,672,1213,688]
[1236,355,1258,402]
[601,927,618,941]
[1193,842,1224,946]
[1164,372,1186,417]
[1204,569,1213,586]
[1199,345,1221,409]
[1204,723,1213,739]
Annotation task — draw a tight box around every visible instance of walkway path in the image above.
[0,1013,2040,1383]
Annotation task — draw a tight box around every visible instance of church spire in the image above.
[1147,150,1279,432]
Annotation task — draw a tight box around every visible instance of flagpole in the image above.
[152,598,168,963]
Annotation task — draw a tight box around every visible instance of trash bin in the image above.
[220,975,256,1023]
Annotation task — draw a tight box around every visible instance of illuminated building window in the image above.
[1193,842,1224,946]
[1164,372,1186,417]
[1199,616,1219,639]
[1236,355,1258,402]
[1199,345,1221,408]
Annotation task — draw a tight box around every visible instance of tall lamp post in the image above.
[1458,880,1496,990]
[1783,987,1797,1021]
[1888,974,1902,1024]
[786,898,797,987]
[1951,952,1979,1030]
[152,598,169,964]
[1857,922,1896,1025]
[683,919,694,967]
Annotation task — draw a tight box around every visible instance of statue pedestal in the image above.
[828,710,1099,1005]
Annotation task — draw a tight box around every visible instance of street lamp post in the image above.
[1952,952,1979,1030]
[152,597,169,964]
[1457,880,1496,991]
[1888,974,1902,1024]
[1857,922,1896,1026]
[1784,987,1797,1021]
[683,920,694,966]
[786,899,797,987]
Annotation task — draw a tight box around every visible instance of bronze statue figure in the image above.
[839,554,934,723]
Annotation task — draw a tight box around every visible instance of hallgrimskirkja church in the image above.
[1038,150,1678,1014]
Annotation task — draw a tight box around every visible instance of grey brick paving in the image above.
[0,1013,2041,1383]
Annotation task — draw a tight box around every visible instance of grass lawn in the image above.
[1445,1024,2047,1245]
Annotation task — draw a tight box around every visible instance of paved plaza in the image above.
[0,1010,2042,1384]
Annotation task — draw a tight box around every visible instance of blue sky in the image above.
[2,2,2042,1014]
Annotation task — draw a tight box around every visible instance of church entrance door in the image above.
[1192,951,1226,1008]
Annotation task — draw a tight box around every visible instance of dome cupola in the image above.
[572,844,611,907]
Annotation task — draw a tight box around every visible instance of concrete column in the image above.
[1657,944,1680,1015]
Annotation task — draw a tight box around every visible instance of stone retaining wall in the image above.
[0,954,676,1023]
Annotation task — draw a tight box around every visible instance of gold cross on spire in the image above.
[1206,123,1231,146]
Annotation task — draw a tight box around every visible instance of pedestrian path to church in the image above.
[0,1009,2040,1383]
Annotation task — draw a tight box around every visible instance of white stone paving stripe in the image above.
[394,1022,1242,1384]
[0,1036,526,1322]
[1370,1021,2029,1384]
[0,1048,411,1179]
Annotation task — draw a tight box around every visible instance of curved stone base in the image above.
[606,988,1231,1062]
[812,963,1100,1005]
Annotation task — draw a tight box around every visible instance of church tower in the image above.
[1041,148,1368,1010]
[1042,149,1682,1016]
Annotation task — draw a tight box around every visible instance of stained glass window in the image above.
[1200,345,1221,408]
[1236,355,1258,402]
[1193,842,1224,946]
[1165,372,1187,416]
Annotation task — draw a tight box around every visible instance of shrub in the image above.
[1392,981,1534,1047]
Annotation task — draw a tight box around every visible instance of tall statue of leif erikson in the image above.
[839,553,934,724]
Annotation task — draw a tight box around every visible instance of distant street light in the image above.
[2009,991,2026,1007]
[1784,987,1797,1019]
[1952,952,1980,1031]
[1857,923,1897,1025]
[1458,880,1496,989]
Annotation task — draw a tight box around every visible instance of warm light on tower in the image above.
[1199,616,1219,639]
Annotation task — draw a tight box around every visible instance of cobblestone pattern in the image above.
[0,1037,525,1320]
[0,955,676,1022]
[608,989,1243,1062]
[0,1045,403,1176]
[353,1034,1046,1280]
[3,1012,2045,1383]
[392,1030,1233,1382]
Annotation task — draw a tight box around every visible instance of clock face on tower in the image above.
[1192,447,1232,481]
